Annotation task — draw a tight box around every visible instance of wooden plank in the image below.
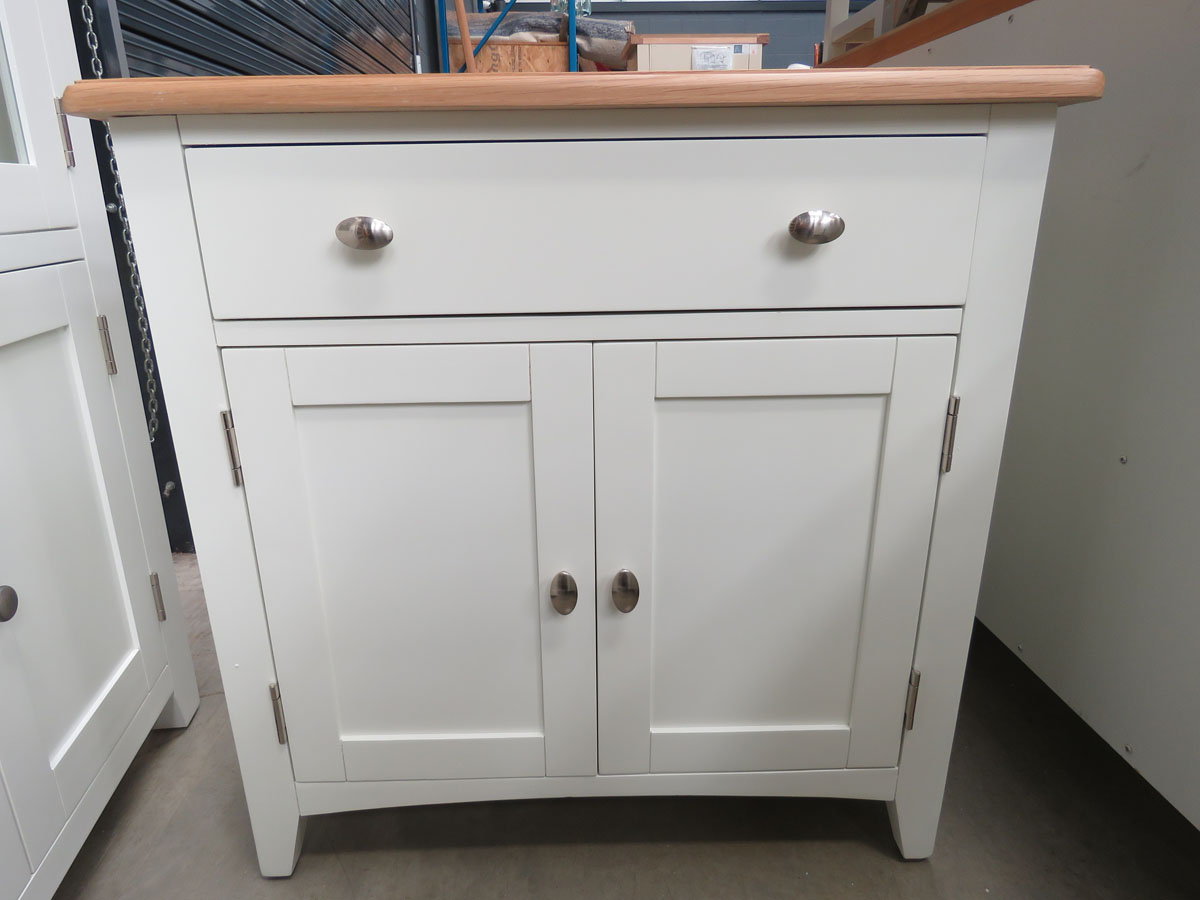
[630,34,770,45]
[822,0,1037,68]
[61,67,1104,119]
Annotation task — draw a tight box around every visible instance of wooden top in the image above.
[629,34,770,45]
[60,67,1103,120]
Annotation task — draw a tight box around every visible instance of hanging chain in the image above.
[81,0,160,441]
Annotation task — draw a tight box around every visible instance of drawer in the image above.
[185,136,986,320]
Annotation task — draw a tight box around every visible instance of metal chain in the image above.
[81,0,160,441]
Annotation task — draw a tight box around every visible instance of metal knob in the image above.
[788,210,845,245]
[335,216,394,250]
[0,586,17,623]
[549,571,579,616]
[611,569,640,614]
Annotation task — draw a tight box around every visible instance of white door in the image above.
[595,337,956,774]
[0,0,75,233]
[223,343,597,783]
[0,775,29,900]
[0,263,168,871]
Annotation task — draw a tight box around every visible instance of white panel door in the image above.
[595,337,955,774]
[0,774,29,900]
[0,263,167,867]
[223,343,597,783]
[0,0,75,234]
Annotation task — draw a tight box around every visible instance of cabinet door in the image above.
[0,774,28,900]
[0,0,75,233]
[224,343,596,783]
[595,337,956,774]
[0,264,167,866]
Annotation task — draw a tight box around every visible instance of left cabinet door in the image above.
[0,0,76,233]
[223,343,597,783]
[0,264,168,870]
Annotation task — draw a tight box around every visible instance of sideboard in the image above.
[63,67,1104,876]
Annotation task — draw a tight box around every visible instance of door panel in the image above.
[0,263,163,861]
[595,337,955,774]
[224,343,596,782]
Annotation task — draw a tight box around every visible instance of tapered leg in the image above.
[887,794,939,860]
[254,808,307,877]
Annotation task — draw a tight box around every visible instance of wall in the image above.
[884,1,1200,830]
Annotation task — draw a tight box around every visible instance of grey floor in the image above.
[54,554,1200,899]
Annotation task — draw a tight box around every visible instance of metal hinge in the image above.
[97,315,118,374]
[903,668,921,731]
[54,98,75,168]
[940,396,961,473]
[221,410,244,486]
[269,683,288,744]
[149,571,166,621]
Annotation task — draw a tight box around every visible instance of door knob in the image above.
[549,571,579,616]
[788,210,845,244]
[611,569,640,614]
[335,216,394,250]
[0,585,17,622]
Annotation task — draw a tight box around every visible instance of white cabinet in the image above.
[223,336,955,788]
[103,98,1066,875]
[0,261,196,899]
[0,3,199,895]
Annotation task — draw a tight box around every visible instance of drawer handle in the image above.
[788,210,845,245]
[335,216,394,250]
[549,571,579,616]
[612,569,640,614]
[0,585,17,623]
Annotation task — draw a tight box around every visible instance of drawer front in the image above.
[186,136,985,320]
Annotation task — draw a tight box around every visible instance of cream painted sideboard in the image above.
[64,68,1102,877]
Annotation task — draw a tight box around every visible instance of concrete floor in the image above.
[54,554,1200,899]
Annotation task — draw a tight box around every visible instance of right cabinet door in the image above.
[595,337,956,775]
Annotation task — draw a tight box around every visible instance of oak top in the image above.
[60,67,1103,119]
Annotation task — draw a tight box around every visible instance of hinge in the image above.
[221,410,244,486]
[903,668,921,731]
[940,395,961,473]
[54,98,76,168]
[269,683,288,744]
[149,571,166,621]
[97,315,118,375]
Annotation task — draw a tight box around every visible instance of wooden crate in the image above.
[449,40,569,73]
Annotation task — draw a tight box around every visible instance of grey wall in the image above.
[885,1,1200,831]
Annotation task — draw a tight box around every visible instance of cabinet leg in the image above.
[886,794,939,860]
[252,808,307,877]
[154,685,200,730]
